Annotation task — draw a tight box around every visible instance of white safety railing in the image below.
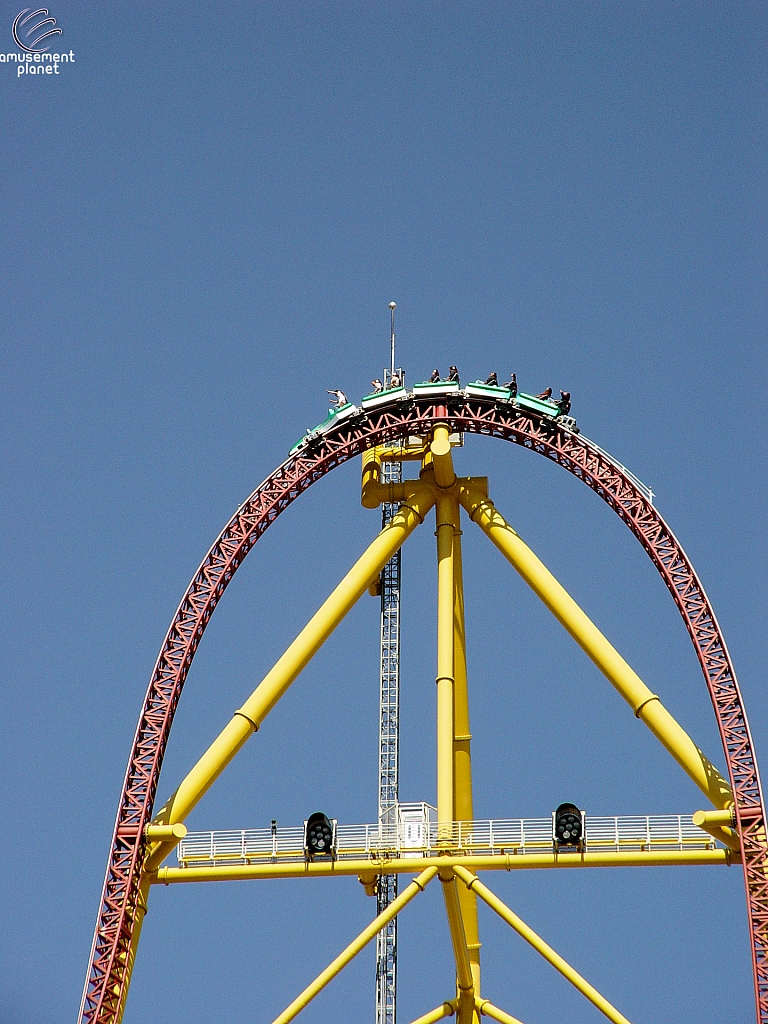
[176,814,716,867]
[580,435,656,505]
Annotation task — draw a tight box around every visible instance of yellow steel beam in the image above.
[270,866,437,1024]
[361,437,456,508]
[436,490,458,840]
[361,448,424,507]
[145,823,186,841]
[440,872,475,1024]
[454,866,633,1024]
[370,438,431,465]
[475,999,527,1024]
[452,523,481,1021]
[692,808,740,851]
[694,808,735,825]
[408,1002,458,1024]
[147,485,436,870]
[459,482,734,820]
[152,848,730,884]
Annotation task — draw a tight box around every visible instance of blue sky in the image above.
[1,3,766,1022]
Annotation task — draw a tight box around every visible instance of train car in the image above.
[289,402,361,456]
[515,391,561,417]
[289,378,578,456]
[465,382,512,401]
[411,380,462,400]
[515,391,578,432]
[360,384,408,411]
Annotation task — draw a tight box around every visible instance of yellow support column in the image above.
[432,423,459,841]
[459,483,734,817]
[436,490,457,841]
[452,522,482,1021]
[430,424,458,489]
[429,425,479,1024]
[147,485,435,869]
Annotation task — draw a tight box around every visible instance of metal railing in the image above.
[176,814,716,867]
[580,435,656,504]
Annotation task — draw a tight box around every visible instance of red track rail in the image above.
[79,396,768,1023]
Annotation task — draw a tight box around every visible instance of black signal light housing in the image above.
[304,811,337,860]
[553,802,585,850]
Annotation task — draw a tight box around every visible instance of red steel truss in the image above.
[79,395,768,1024]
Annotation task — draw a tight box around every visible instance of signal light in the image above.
[553,803,584,849]
[304,812,336,860]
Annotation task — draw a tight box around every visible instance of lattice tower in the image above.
[375,454,401,1024]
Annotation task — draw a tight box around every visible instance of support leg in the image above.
[436,491,457,841]
[115,489,433,1019]
[454,866,633,1024]
[430,427,478,1023]
[148,485,435,869]
[459,482,734,821]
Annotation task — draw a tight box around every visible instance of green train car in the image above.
[290,378,576,456]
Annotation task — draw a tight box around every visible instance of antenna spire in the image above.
[389,301,396,378]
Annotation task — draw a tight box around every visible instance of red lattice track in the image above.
[79,394,768,1024]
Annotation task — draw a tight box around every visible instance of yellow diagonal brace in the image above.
[147,485,435,869]
[459,483,733,814]
[454,866,632,1024]
[475,998,526,1024]
[271,867,438,1024]
[408,1001,458,1024]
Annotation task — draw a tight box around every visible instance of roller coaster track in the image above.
[79,392,768,1024]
